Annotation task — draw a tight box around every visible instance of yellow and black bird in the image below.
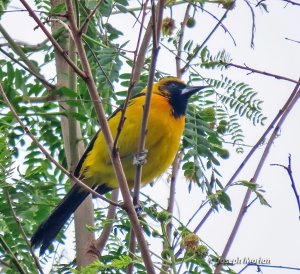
[31,77,205,255]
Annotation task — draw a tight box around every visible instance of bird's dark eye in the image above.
[166,81,186,92]
[167,82,178,89]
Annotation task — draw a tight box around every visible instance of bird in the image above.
[31,77,206,255]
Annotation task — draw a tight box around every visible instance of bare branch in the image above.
[243,0,256,48]
[78,0,104,35]
[113,1,150,153]
[176,3,191,78]
[271,154,300,218]
[133,0,164,206]
[282,0,300,6]
[224,62,300,84]
[20,0,86,79]
[96,189,119,255]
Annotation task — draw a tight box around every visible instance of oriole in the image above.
[31,77,205,255]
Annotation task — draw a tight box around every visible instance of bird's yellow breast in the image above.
[81,93,185,189]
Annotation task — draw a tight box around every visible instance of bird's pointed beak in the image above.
[181,85,207,97]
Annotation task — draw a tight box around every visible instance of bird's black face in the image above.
[163,80,205,118]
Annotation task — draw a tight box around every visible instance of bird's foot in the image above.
[133,149,148,166]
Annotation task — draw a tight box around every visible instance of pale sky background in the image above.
[1,1,300,274]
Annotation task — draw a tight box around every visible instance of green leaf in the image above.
[6,62,14,84]
[50,3,66,13]
[85,0,98,9]
[237,180,257,190]
[112,255,132,268]
[255,191,271,207]
[55,86,78,98]
[217,190,232,211]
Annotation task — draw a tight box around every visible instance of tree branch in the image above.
[271,154,300,218]
[0,23,53,89]
[282,0,300,6]
[20,0,86,79]
[224,62,300,84]
[113,1,150,153]
[95,189,119,255]
[175,3,191,78]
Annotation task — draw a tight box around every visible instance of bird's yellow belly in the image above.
[81,94,185,190]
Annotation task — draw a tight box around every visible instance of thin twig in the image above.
[133,0,163,205]
[0,84,119,207]
[214,81,300,274]
[224,62,300,84]
[166,152,182,241]
[113,1,149,153]
[129,2,164,273]
[285,37,300,44]
[238,263,300,273]
[282,0,300,6]
[0,38,49,52]
[243,0,256,48]
[19,0,86,79]
[175,3,191,78]
[3,188,44,274]
[271,154,300,218]
[95,189,119,255]
[199,5,236,46]
[78,0,104,35]
[0,259,10,268]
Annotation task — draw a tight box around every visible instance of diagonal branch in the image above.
[0,47,55,90]
[224,62,300,84]
[20,0,86,79]
[0,24,55,90]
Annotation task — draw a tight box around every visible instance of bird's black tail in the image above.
[31,185,89,255]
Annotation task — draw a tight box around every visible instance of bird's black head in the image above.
[155,77,206,118]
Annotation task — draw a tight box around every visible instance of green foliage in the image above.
[71,255,133,274]
[235,181,271,207]
[200,47,232,70]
